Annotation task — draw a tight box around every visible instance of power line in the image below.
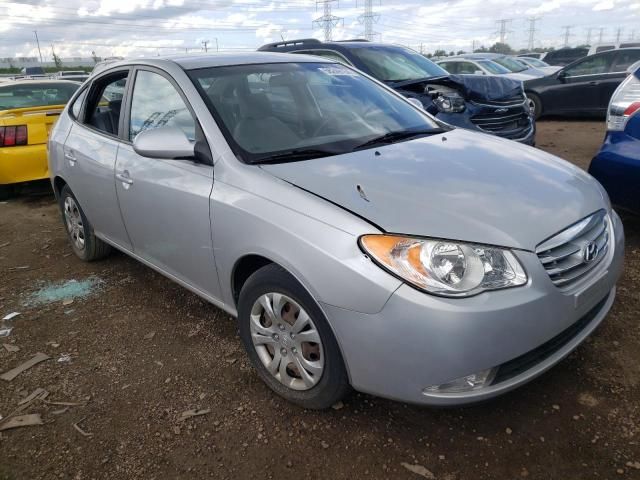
[358,0,380,41]
[313,0,343,41]
[525,17,540,50]
[561,25,574,47]
[495,18,512,44]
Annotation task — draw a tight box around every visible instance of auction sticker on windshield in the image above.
[319,66,358,76]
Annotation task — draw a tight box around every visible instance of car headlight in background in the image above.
[360,234,527,297]
[433,94,466,113]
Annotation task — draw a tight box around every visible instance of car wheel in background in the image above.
[59,184,111,261]
[238,263,350,409]
[527,93,543,120]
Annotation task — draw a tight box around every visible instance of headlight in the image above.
[360,235,527,297]
[433,94,466,113]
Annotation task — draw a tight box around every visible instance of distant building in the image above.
[0,57,98,68]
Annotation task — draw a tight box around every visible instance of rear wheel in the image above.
[527,93,543,120]
[238,264,350,409]
[59,185,111,261]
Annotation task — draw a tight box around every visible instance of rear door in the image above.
[63,69,133,249]
[114,67,218,297]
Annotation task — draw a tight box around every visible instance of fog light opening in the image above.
[422,368,497,394]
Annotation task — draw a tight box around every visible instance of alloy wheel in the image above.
[250,293,324,391]
[64,196,85,251]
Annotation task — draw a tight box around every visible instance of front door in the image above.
[114,68,219,298]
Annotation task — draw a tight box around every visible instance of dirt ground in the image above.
[1,120,639,480]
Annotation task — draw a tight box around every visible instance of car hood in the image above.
[260,129,608,251]
[390,74,523,103]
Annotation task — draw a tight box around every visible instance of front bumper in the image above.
[322,210,624,406]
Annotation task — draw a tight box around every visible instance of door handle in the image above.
[116,171,134,187]
[588,81,599,86]
[64,151,77,165]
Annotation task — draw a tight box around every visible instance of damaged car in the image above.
[49,53,623,409]
[259,39,536,145]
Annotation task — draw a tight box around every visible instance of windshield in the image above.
[0,82,79,110]
[189,62,441,163]
[478,60,511,74]
[348,45,449,82]
[492,56,528,73]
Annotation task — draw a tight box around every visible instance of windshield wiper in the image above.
[353,129,443,151]
[252,148,338,164]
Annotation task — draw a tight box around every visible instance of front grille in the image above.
[536,210,610,289]
[474,93,526,107]
[493,293,610,384]
[470,110,531,138]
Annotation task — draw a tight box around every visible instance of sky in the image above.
[0,0,638,59]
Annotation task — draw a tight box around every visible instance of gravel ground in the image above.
[0,120,639,480]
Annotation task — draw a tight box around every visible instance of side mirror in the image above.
[557,70,568,82]
[474,70,485,75]
[405,97,425,110]
[133,126,195,160]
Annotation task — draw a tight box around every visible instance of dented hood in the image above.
[391,74,524,103]
[260,129,608,251]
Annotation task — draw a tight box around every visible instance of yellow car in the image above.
[0,80,80,199]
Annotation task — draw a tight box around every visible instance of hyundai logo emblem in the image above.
[495,108,509,113]
[582,241,599,263]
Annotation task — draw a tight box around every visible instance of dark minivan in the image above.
[542,47,588,66]
[524,48,640,119]
[259,39,535,145]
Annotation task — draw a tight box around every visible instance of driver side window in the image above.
[565,55,611,77]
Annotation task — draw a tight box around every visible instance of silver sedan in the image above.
[48,53,623,409]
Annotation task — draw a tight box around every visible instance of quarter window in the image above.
[84,71,129,136]
[70,88,87,119]
[612,50,640,72]
[129,70,196,141]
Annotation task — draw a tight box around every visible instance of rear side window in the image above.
[596,46,615,53]
[457,62,480,74]
[439,62,457,73]
[128,70,196,141]
[612,50,640,72]
[83,71,129,137]
[0,82,79,110]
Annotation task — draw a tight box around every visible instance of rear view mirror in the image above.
[133,126,195,160]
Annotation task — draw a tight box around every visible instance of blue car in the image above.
[589,61,640,213]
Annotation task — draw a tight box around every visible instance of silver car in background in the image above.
[48,53,623,409]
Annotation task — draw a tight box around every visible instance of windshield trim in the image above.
[187,61,444,164]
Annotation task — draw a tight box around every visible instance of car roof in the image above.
[102,52,333,72]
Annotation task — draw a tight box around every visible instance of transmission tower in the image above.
[525,17,540,50]
[313,0,343,42]
[598,28,605,44]
[615,27,623,43]
[358,0,380,41]
[561,25,574,47]
[495,19,513,44]
[586,27,595,45]
[630,29,637,41]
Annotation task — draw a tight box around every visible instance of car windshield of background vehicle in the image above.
[0,82,79,110]
[349,46,449,82]
[478,60,511,74]
[492,57,528,73]
[189,62,442,163]
[522,57,548,68]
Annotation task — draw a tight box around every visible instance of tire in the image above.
[59,185,111,261]
[0,185,12,201]
[527,93,543,120]
[238,264,350,409]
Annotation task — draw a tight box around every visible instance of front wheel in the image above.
[238,264,350,409]
[527,93,543,120]
[59,185,111,261]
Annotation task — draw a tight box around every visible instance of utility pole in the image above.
[525,17,540,50]
[358,0,380,41]
[33,30,43,63]
[561,25,574,47]
[598,27,605,44]
[586,27,595,45]
[615,27,623,43]
[313,0,343,42]
[495,18,513,44]
[472,39,477,53]
[201,40,209,53]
